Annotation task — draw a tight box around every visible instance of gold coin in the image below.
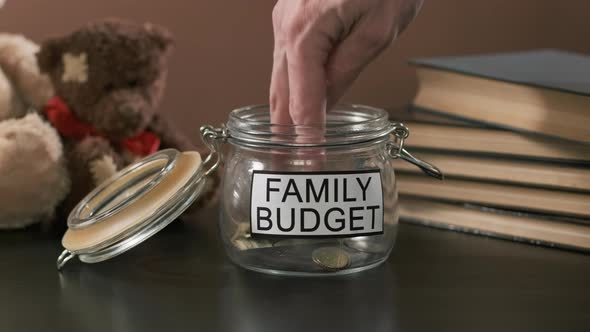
[312,247,350,270]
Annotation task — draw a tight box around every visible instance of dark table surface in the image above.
[1,205,589,332]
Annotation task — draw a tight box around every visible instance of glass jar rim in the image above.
[226,104,395,147]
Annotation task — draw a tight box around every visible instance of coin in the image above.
[312,247,350,270]
[230,223,251,242]
[234,238,273,250]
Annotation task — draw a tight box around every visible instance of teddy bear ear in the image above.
[36,38,63,74]
[143,23,174,52]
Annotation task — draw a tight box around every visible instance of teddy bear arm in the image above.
[0,34,54,112]
[62,137,123,211]
[0,113,68,228]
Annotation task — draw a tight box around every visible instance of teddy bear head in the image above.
[36,19,172,140]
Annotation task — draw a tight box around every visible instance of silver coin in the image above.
[312,247,350,270]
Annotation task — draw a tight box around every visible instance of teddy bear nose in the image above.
[117,104,142,127]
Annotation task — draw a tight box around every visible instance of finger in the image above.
[269,51,294,171]
[285,38,327,127]
[269,2,292,126]
[270,50,292,126]
[325,19,394,109]
[270,4,293,170]
[284,36,328,169]
[287,47,328,172]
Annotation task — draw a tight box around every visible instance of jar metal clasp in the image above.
[386,123,444,180]
[199,125,229,176]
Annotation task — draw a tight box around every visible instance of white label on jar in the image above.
[250,170,383,237]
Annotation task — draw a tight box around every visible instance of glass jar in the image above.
[56,104,441,276]
[213,104,441,275]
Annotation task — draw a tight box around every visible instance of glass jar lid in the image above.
[57,149,210,269]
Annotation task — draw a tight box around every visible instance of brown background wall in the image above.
[1,0,589,141]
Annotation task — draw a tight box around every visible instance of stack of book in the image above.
[394,50,590,252]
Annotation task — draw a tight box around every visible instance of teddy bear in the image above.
[36,19,217,217]
[0,34,69,229]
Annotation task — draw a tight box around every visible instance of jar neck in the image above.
[226,104,394,148]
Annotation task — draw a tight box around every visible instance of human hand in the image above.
[269,0,423,127]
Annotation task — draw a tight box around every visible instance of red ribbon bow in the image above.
[43,96,160,157]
